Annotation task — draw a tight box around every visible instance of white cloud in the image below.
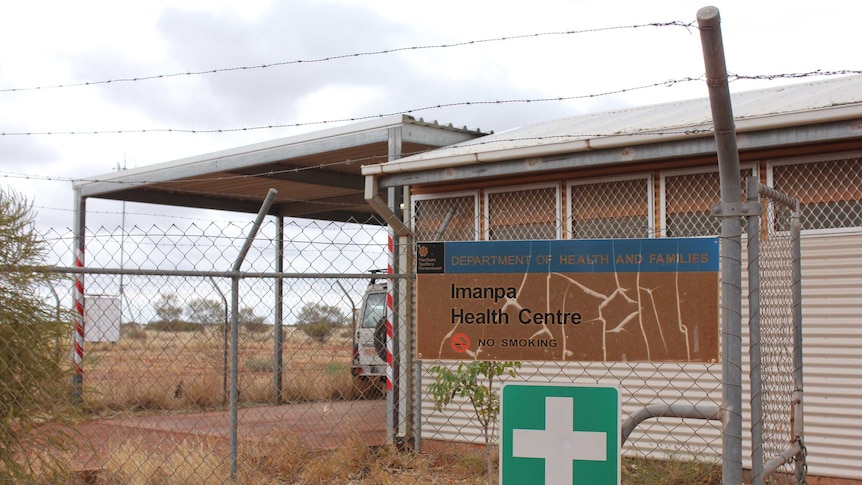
[0,0,859,230]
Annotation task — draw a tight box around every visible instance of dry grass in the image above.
[81,326,361,414]
[15,442,736,485]
[622,456,722,484]
[28,328,727,484]
[65,435,492,484]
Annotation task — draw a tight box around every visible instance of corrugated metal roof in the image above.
[74,114,486,222]
[363,75,862,177]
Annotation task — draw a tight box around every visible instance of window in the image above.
[412,191,479,241]
[661,165,755,237]
[485,183,561,240]
[568,174,653,239]
[769,154,862,233]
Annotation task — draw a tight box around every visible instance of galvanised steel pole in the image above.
[791,205,806,483]
[698,7,744,484]
[71,192,86,405]
[274,216,284,404]
[229,189,278,482]
[747,177,765,485]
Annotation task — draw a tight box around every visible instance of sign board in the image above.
[85,295,121,343]
[500,384,620,485]
[416,238,719,362]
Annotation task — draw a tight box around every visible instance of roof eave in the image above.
[361,104,862,178]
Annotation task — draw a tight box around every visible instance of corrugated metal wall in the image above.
[794,232,862,479]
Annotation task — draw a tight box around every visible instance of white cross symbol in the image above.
[512,396,607,485]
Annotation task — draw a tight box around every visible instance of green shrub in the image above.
[298,321,336,345]
[0,188,76,481]
[147,320,201,332]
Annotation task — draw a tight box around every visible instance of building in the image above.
[361,75,862,482]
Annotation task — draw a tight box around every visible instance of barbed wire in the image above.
[0,21,694,94]
[729,69,862,80]
[0,127,714,186]
[0,76,706,137]
[4,67,857,223]
[3,70,857,138]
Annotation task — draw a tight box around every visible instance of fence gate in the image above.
[745,176,807,484]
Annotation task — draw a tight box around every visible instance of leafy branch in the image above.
[428,361,520,484]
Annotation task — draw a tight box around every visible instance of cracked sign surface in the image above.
[416,238,719,363]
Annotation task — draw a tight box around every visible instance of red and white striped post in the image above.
[71,196,86,403]
[70,245,86,405]
[72,247,85,377]
[385,234,394,392]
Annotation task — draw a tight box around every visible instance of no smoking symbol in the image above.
[451,333,470,353]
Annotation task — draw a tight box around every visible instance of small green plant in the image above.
[325,362,346,376]
[428,360,520,485]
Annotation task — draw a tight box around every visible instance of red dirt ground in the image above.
[70,399,386,470]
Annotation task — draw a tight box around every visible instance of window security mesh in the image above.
[663,168,751,237]
[486,186,560,240]
[771,156,862,232]
[570,177,652,239]
[412,194,477,241]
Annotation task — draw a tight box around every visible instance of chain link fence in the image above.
[16,217,453,484]
[10,155,851,483]
[746,178,806,484]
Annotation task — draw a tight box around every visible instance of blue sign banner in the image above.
[418,238,719,275]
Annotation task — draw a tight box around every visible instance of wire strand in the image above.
[0,21,694,94]
[3,70,857,137]
[0,127,714,185]
[0,76,708,136]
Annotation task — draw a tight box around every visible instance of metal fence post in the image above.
[387,125,403,445]
[747,177,765,485]
[208,277,230,404]
[791,205,807,483]
[71,192,87,405]
[274,216,284,404]
[229,189,278,482]
[698,7,744,484]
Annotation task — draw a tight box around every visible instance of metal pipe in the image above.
[274,216,284,404]
[762,442,802,477]
[40,265,415,280]
[229,275,241,483]
[432,206,457,240]
[232,189,278,273]
[399,185,413,444]
[746,177,765,485]
[757,183,798,209]
[71,192,86,404]
[791,206,806,483]
[229,189,278,482]
[336,280,357,332]
[697,7,744,484]
[621,404,722,445]
[208,276,229,404]
[387,126,403,445]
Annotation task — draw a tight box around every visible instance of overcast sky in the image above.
[1,0,858,232]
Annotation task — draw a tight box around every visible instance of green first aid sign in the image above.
[500,384,620,485]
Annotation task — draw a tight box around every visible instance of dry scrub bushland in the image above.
[0,188,77,482]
